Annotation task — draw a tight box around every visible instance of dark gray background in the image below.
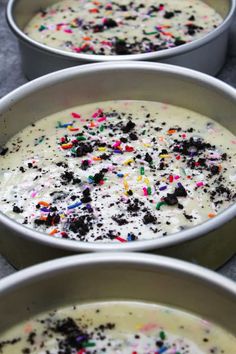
[0,0,235,280]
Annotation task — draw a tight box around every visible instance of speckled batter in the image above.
[24,0,223,55]
[0,301,235,353]
[0,100,235,243]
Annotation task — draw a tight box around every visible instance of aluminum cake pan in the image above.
[0,253,235,337]
[6,0,236,79]
[0,62,235,269]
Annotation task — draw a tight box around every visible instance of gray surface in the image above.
[0,0,235,280]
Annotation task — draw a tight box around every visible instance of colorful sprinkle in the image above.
[67,202,82,209]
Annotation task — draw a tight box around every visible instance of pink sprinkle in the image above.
[113,140,121,148]
[232,140,236,144]
[115,236,127,243]
[71,112,81,119]
[182,133,187,139]
[174,175,180,180]
[82,159,92,166]
[101,40,112,46]
[140,323,158,332]
[64,29,73,33]
[73,47,81,53]
[92,108,103,118]
[98,116,106,122]
[143,187,148,196]
[196,181,204,187]
[105,4,112,10]
[56,23,66,30]
[31,191,37,198]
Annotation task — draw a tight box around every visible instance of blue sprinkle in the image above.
[117,173,124,178]
[76,335,87,343]
[67,202,82,210]
[40,207,50,212]
[158,346,168,354]
[159,185,167,191]
[114,150,123,154]
[127,234,132,241]
[127,234,134,241]
[57,122,73,128]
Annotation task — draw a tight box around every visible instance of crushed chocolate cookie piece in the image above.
[164,194,178,206]
[143,212,157,224]
[13,205,23,213]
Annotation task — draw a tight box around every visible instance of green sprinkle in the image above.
[34,135,45,145]
[38,136,45,144]
[100,124,104,132]
[180,167,186,176]
[76,136,86,141]
[39,25,47,31]
[81,341,96,348]
[147,186,152,195]
[156,201,167,210]
[140,167,145,175]
[143,30,157,35]
[142,130,146,135]
[159,330,166,340]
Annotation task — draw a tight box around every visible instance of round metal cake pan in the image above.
[0,62,235,269]
[6,0,236,79]
[0,253,235,338]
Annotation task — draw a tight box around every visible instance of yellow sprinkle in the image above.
[159,154,170,158]
[98,147,106,151]
[124,179,129,190]
[143,143,151,147]
[144,177,150,186]
[123,159,134,165]
[137,175,142,182]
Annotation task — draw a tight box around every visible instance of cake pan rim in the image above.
[0,61,235,252]
[6,0,236,62]
[0,252,235,297]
